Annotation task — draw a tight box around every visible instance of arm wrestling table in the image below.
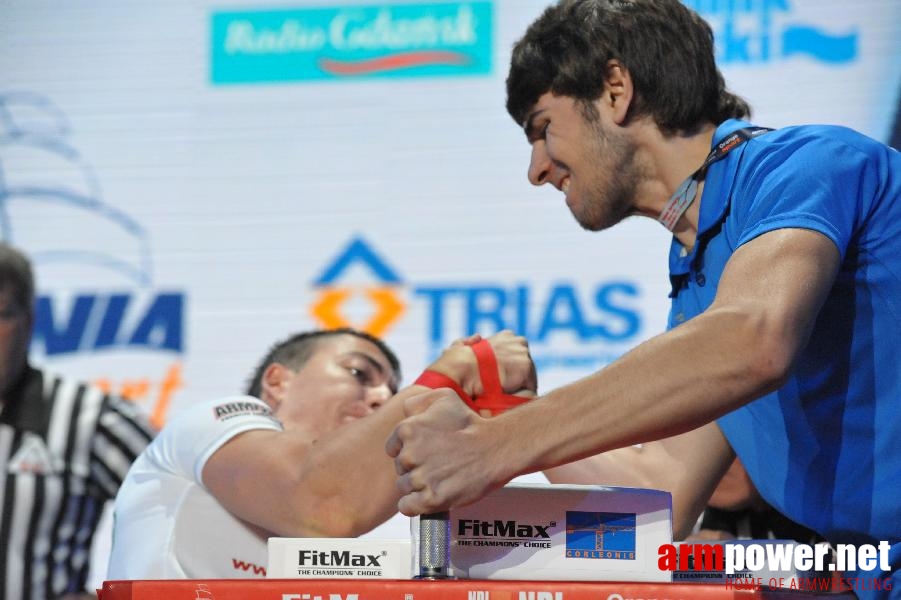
[98,578,856,599]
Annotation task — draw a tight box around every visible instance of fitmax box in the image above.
[437,483,672,582]
[268,538,411,579]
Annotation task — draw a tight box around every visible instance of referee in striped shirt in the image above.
[0,243,155,599]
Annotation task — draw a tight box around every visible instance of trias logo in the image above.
[298,550,382,567]
[309,237,405,337]
[309,236,646,375]
[458,519,553,539]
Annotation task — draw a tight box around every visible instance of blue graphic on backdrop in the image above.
[309,237,644,372]
[683,0,858,65]
[0,91,152,284]
[0,91,185,357]
[211,2,493,84]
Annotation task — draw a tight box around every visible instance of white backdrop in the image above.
[1,0,899,584]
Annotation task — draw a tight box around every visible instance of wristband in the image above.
[413,339,531,416]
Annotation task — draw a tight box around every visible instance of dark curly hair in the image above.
[506,0,750,134]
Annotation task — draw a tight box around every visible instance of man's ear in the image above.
[259,363,290,410]
[603,59,633,125]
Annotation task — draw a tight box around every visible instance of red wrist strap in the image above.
[413,369,480,413]
[470,339,530,414]
[413,370,469,403]
[414,339,531,416]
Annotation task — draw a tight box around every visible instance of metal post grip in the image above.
[415,511,452,579]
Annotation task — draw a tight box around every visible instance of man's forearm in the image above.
[496,306,786,480]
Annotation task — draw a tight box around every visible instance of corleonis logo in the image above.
[565,511,636,561]
[310,237,406,337]
[211,2,493,84]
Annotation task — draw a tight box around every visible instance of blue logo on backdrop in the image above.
[565,511,636,560]
[211,2,493,84]
[0,91,186,426]
[0,92,186,357]
[309,237,645,372]
[684,0,858,65]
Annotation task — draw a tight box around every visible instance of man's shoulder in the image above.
[749,123,887,166]
[155,396,281,447]
[168,396,276,425]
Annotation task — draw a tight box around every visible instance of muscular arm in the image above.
[544,423,735,540]
[204,385,420,538]
[204,331,534,538]
[391,228,841,515]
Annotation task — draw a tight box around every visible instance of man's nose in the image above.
[528,141,552,186]
[365,382,393,410]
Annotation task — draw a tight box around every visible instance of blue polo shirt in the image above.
[667,120,900,595]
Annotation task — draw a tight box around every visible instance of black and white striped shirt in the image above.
[0,366,154,600]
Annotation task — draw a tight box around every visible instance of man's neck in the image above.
[632,122,718,250]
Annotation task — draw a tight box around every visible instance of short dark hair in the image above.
[0,242,35,315]
[245,328,402,398]
[506,0,750,134]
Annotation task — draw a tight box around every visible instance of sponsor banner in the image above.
[695,0,901,139]
[441,483,671,581]
[307,235,654,392]
[0,90,189,428]
[211,2,493,84]
[268,538,412,578]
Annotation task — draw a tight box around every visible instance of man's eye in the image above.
[348,367,369,383]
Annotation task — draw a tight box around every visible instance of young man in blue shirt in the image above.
[386,1,900,596]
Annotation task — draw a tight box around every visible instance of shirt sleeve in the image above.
[143,396,283,489]
[730,130,880,260]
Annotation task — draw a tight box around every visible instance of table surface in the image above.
[98,578,860,600]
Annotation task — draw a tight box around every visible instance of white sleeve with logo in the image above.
[148,395,283,486]
[108,395,283,579]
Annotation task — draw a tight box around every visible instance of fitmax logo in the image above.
[298,550,382,567]
[458,519,553,539]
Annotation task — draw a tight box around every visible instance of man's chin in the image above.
[574,213,621,232]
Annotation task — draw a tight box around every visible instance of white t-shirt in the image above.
[107,396,282,579]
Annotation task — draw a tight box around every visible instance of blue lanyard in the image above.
[658,126,773,231]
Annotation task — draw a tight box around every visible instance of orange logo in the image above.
[310,237,405,337]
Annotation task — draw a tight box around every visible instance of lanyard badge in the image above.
[657,126,773,231]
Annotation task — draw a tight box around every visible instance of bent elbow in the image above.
[287,495,367,538]
[744,329,795,394]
